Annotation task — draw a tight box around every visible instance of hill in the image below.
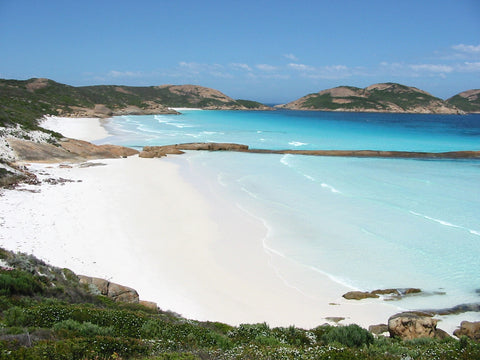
[0,78,272,130]
[446,89,480,113]
[278,83,463,114]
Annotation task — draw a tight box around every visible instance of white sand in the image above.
[0,117,465,334]
[41,116,110,142]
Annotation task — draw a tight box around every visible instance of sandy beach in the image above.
[2,116,470,334]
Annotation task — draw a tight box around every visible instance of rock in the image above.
[371,289,400,296]
[419,303,480,316]
[78,275,139,303]
[325,317,345,324]
[342,291,379,300]
[107,282,139,303]
[435,328,451,340]
[388,312,438,340]
[453,321,480,341]
[403,288,422,295]
[139,143,249,158]
[369,324,389,335]
[8,138,139,163]
[139,300,158,311]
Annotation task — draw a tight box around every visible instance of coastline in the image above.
[1,116,474,334]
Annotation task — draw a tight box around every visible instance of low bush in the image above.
[53,319,115,337]
[322,324,374,348]
[0,270,43,296]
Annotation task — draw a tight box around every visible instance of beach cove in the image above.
[2,111,480,335]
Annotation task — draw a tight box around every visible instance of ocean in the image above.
[98,110,480,311]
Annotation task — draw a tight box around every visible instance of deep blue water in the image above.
[99,110,480,310]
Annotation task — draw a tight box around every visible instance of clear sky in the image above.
[0,0,479,103]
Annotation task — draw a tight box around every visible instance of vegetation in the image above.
[0,248,479,359]
[295,83,462,113]
[0,78,269,132]
[447,92,480,113]
[235,99,271,109]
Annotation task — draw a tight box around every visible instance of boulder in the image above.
[453,321,480,341]
[388,312,438,340]
[342,291,379,300]
[78,275,139,303]
[140,300,158,311]
[369,324,389,335]
[107,282,139,303]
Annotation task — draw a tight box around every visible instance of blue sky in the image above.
[0,0,479,103]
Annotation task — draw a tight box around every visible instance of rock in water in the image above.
[342,291,379,300]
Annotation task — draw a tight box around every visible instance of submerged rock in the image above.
[343,288,422,301]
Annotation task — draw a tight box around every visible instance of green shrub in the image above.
[53,319,115,337]
[3,307,30,327]
[0,270,43,296]
[322,324,374,348]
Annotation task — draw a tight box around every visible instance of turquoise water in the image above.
[100,110,480,310]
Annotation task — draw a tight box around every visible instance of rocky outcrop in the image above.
[139,143,249,158]
[78,275,139,303]
[453,321,480,341]
[420,303,480,316]
[138,142,480,160]
[7,138,139,163]
[343,288,422,301]
[388,312,443,340]
[278,83,463,114]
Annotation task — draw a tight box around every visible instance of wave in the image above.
[280,154,342,193]
[289,141,308,147]
[321,183,341,194]
[409,211,480,236]
[166,122,194,128]
[280,154,293,167]
[307,265,359,291]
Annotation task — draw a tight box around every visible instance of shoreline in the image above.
[1,116,476,334]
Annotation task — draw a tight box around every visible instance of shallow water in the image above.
[99,110,480,310]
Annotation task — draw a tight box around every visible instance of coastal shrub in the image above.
[53,319,115,337]
[0,336,150,360]
[3,307,30,327]
[321,324,374,348]
[272,325,317,346]
[20,303,148,337]
[227,323,272,343]
[0,270,43,296]
[141,319,232,350]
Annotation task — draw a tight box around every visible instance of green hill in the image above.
[0,247,479,359]
[0,78,271,130]
[278,83,463,114]
[446,90,480,113]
